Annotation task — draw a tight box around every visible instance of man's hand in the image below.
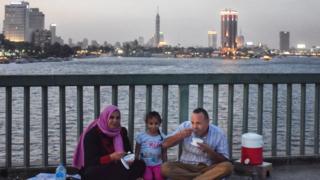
[197,143,228,163]
[110,152,125,161]
[179,128,193,139]
[162,128,193,149]
[197,142,212,153]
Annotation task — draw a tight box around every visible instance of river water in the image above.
[0,56,319,166]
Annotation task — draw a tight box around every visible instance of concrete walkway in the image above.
[1,163,320,179]
[229,163,320,180]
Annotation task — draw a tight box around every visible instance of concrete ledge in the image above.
[263,155,320,165]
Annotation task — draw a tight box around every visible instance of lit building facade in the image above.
[158,32,167,47]
[3,1,30,42]
[208,30,217,49]
[220,9,238,51]
[3,1,45,43]
[280,31,290,51]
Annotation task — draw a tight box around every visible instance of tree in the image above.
[0,34,4,45]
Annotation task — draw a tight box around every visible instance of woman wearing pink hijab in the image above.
[73,105,145,180]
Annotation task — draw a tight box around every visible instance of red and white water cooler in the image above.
[241,133,263,165]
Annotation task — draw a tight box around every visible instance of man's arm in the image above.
[162,128,193,149]
[161,147,167,162]
[198,143,228,163]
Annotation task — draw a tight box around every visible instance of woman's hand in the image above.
[110,152,125,161]
[127,160,134,166]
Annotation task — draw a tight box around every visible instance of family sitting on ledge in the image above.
[72,105,233,180]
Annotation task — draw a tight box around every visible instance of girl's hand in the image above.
[110,152,125,161]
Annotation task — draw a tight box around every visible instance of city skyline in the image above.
[1,0,320,48]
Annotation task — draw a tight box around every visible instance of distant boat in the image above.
[261,55,272,61]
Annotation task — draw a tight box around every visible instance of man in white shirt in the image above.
[161,108,233,180]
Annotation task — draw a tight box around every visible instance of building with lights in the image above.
[3,1,30,42]
[220,9,238,53]
[208,30,217,49]
[158,32,168,47]
[280,31,290,51]
[3,1,44,43]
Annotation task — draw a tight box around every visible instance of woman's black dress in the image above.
[81,126,145,180]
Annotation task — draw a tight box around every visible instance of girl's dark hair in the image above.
[145,111,163,140]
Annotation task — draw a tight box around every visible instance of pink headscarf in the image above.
[72,105,124,169]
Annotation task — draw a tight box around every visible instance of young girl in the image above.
[135,111,167,180]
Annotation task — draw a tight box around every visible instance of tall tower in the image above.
[50,24,56,44]
[154,7,160,47]
[280,31,290,51]
[3,1,30,42]
[220,9,238,50]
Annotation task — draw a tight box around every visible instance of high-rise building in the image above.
[3,1,30,42]
[159,32,164,42]
[154,8,160,47]
[28,8,44,40]
[32,29,51,47]
[158,32,167,47]
[208,30,217,49]
[3,1,45,43]
[220,9,238,50]
[82,38,89,49]
[50,24,56,44]
[138,36,144,46]
[280,31,290,51]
